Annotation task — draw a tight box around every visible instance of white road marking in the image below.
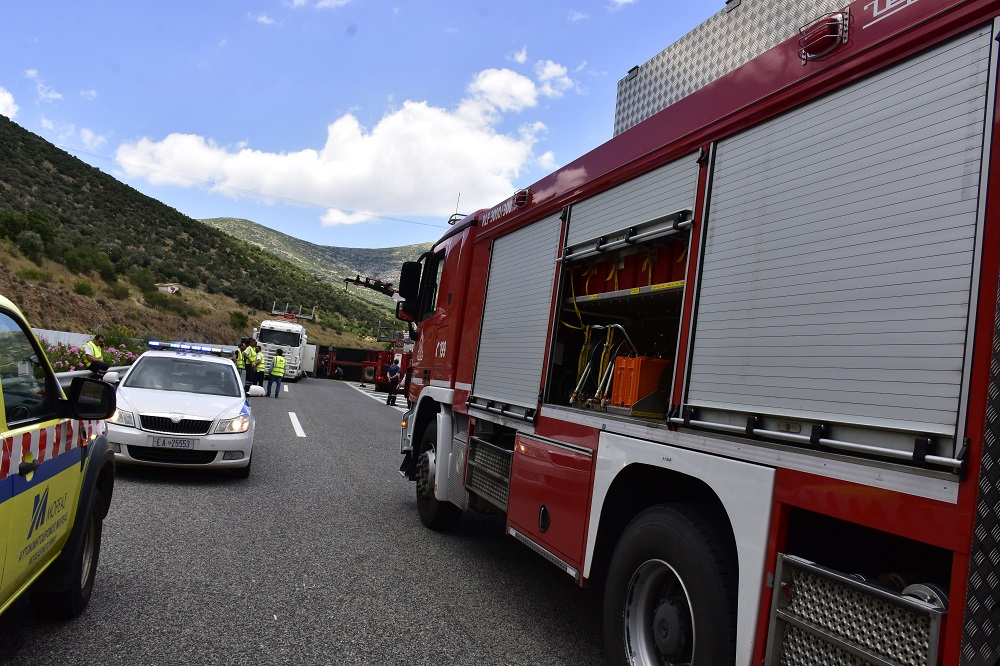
[347,382,408,412]
[289,412,306,437]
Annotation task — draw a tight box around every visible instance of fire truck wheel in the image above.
[30,491,104,620]
[603,504,736,666]
[415,423,462,531]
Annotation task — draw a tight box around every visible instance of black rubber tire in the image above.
[30,492,103,620]
[603,504,737,666]
[415,422,461,531]
[232,454,252,479]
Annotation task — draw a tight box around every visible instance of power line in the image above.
[57,144,449,229]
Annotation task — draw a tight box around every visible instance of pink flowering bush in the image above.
[42,338,145,373]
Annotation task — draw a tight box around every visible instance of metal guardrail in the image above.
[54,366,130,388]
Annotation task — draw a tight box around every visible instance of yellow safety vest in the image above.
[271,355,286,377]
[84,341,103,362]
[255,351,266,372]
[234,348,246,369]
[245,346,257,368]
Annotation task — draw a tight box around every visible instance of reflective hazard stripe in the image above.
[0,419,105,480]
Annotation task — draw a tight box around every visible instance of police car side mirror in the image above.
[62,377,117,420]
[247,385,266,398]
[102,371,121,385]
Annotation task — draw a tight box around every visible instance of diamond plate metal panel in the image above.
[960,282,1000,665]
[614,0,843,135]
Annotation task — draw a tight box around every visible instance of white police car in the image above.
[106,345,264,478]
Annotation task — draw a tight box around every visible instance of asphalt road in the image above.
[0,378,606,665]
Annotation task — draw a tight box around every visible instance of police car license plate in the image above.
[151,437,196,449]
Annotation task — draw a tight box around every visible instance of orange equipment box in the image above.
[610,356,671,411]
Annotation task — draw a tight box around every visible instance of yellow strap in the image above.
[561,266,585,330]
[606,262,619,292]
[640,254,653,286]
[583,265,598,295]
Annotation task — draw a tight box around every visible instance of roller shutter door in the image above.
[471,214,562,417]
[565,153,700,256]
[687,28,992,438]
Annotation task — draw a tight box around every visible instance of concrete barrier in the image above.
[55,366,130,389]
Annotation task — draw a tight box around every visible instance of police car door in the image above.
[0,310,82,602]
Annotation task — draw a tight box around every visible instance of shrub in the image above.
[101,324,139,351]
[16,267,54,283]
[73,281,95,297]
[129,268,157,293]
[142,290,169,309]
[229,311,249,330]
[15,230,45,265]
[105,282,131,300]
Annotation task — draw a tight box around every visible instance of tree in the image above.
[15,230,45,264]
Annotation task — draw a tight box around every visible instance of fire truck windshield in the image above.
[259,329,301,347]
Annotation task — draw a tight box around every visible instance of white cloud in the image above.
[535,60,575,98]
[0,87,18,119]
[315,0,351,7]
[512,47,528,64]
[80,89,98,100]
[609,0,637,8]
[81,128,107,149]
[465,69,537,113]
[25,69,62,103]
[253,13,277,25]
[568,10,589,21]
[40,115,75,140]
[115,70,551,224]
[538,151,557,171]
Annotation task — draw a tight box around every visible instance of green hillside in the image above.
[0,115,415,339]
[203,217,432,307]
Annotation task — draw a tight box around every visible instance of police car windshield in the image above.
[123,357,242,397]
[258,329,301,347]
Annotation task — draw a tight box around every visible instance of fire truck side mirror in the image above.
[398,261,422,302]
[396,301,418,323]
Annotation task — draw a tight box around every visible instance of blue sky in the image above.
[0,1,718,249]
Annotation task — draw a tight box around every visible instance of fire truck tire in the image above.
[30,490,104,620]
[602,504,736,666]
[363,366,376,382]
[415,423,461,531]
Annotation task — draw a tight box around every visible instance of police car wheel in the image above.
[415,423,461,531]
[30,492,104,619]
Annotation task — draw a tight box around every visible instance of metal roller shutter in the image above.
[687,28,992,441]
[565,153,700,257]
[471,214,562,418]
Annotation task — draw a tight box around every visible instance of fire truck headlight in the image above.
[108,409,135,428]
[216,414,251,434]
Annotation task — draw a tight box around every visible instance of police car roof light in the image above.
[148,340,236,355]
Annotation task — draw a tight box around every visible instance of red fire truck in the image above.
[362,349,412,392]
[395,1,1000,664]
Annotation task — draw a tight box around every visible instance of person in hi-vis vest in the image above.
[244,341,258,386]
[266,349,286,398]
[84,334,109,378]
[233,341,247,379]
[254,343,266,386]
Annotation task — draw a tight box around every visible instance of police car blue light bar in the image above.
[148,340,239,354]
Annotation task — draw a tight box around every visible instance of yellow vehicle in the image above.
[0,294,116,618]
